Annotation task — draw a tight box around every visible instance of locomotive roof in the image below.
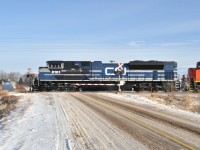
[46,60,176,66]
[129,60,164,65]
[46,60,64,63]
[46,61,92,63]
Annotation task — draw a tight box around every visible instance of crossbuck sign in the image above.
[105,63,126,75]
[116,63,124,72]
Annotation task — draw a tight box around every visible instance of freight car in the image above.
[32,60,177,91]
[188,61,200,92]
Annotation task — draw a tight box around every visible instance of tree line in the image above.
[0,71,29,84]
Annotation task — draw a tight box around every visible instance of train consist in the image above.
[188,61,200,92]
[32,60,178,91]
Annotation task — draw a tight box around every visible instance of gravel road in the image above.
[53,92,200,150]
[1,92,200,150]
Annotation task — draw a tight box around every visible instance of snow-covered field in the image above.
[99,92,200,122]
[0,92,199,150]
[0,94,57,150]
[0,94,61,150]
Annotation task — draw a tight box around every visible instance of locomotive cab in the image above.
[47,61,64,69]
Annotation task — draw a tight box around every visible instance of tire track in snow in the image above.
[58,93,147,150]
[52,94,71,150]
[58,94,95,150]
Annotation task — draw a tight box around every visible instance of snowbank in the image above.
[0,94,58,150]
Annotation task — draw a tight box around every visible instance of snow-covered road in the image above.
[0,92,200,150]
[0,93,147,150]
[0,93,62,150]
[0,93,148,150]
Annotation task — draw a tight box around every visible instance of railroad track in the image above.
[70,93,199,150]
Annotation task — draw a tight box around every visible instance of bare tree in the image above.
[8,72,21,81]
[0,71,8,80]
[0,71,22,81]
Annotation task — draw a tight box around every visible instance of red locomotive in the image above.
[188,61,200,91]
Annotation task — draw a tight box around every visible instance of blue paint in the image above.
[38,61,177,81]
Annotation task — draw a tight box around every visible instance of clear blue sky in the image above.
[0,0,200,75]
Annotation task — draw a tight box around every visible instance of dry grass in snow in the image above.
[15,84,27,93]
[140,92,200,113]
[0,95,18,119]
[0,84,25,119]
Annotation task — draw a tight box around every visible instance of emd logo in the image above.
[105,63,126,75]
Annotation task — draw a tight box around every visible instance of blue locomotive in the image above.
[33,60,177,91]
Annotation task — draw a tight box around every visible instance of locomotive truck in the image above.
[32,60,178,91]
